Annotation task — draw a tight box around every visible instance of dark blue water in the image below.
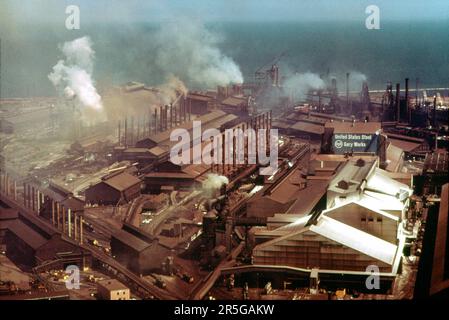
[1,20,448,97]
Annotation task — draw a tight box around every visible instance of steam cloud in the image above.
[202,174,229,193]
[48,36,103,119]
[283,72,326,100]
[153,19,243,88]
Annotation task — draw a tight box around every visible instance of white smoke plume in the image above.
[153,19,243,88]
[283,72,326,101]
[202,174,229,194]
[48,36,103,118]
[348,71,368,91]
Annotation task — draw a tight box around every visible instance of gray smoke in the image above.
[202,174,229,194]
[153,19,243,88]
[283,72,326,100]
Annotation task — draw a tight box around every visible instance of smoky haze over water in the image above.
[1,20,448,98]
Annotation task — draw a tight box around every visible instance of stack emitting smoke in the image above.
[283,72,326,101]
[202,174,229,198]
[48,36,104,122]
[153,19,243,88]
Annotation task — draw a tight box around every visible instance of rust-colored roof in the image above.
[290,121,325,135]
[7,220,48,250]
[221,96,246,107]
[103,172,141,192]
[325,121,381,134]
[112,229,152,252]
[388,138,421,153]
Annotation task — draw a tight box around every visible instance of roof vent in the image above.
[356,158,366,167]
[337,180,349,190]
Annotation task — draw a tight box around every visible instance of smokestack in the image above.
[74,213,78,241]
[31,186,35,211]
[124,117,128,147]
[148,108,151,136]
[415,78,419,107]
[174,103,178,126]
[154,108,158,134]
[80,216,84,244]
[118,120,121,146]
[136,118,140,141]
[62,206,66,233]
[222,132,226,175]
[170,104,173,128]
[68,208,72,237]
[52,200,55,225]
[159,106,163,132]
[165,105,169,131]
[433,95,437,128]
[130,116,134,145]
[346,72,350,109]
[395,83,400,122]
[405,78,410,123]
[188,98,191,121]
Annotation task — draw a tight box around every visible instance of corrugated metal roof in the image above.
[290,121,324,135]
[221,96,246,107]
[7,220,48,250]
[325,121,381,134]
[103,172,141,192]
[310,216,397,265]
[389,138,421,153]
[112,229,151,252]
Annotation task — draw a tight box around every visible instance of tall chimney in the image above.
[118,120,121,146]
[222,132,226,175]
[346,72,350,109]
[405,78,410,123]
[80,216,84,244]
[130,116,134,145]
[124,117,128,147]
[159,106,164,132]
[395,83,401,122]
[148,108,151,136]
[188,98,191,121]
[433,95,437,128]
[170,104,173,128]
[154,109,158,134]
[165,105,169,131]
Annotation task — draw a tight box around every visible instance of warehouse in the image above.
[110,225,170,275]
[144,161,210,193]
[85,171,142,205]
[186,92,213,115]
[0,208,86,268]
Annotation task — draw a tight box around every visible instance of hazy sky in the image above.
[2,0,448,26]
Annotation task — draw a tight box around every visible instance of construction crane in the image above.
[254,51,287,87]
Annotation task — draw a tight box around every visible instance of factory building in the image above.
[246,165,330,218]
[97,279,130,300]
[220,96,249,116]
[253,214,399,273]
[110,223,170,275]
[85,171,141,205]
[251,155,412,278]
[39,183,84,220]
[144,162,210,193]
[135,110,238,150]
[186,92,213,115]
[0,208,87,268]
